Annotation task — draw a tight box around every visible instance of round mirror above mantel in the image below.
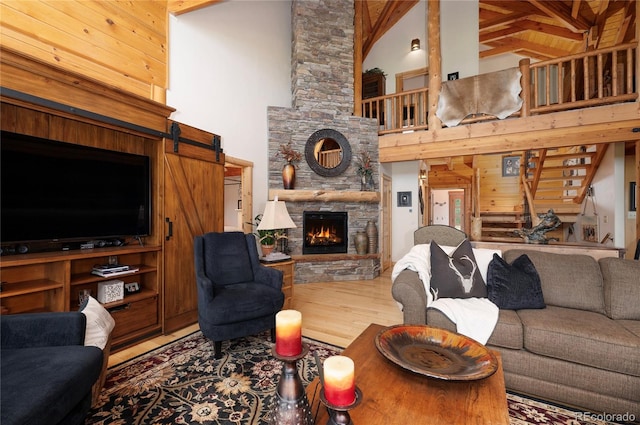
[304,129,352,177]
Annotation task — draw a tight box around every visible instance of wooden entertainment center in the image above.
[0,48,225,352]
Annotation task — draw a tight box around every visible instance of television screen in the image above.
[1,131,151,246]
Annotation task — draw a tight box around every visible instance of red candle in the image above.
[323,355,355,406]
[275,310,302,356]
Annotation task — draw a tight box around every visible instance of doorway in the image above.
[429,187,470,232]
[224,155,253,233]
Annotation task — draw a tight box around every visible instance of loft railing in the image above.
[361,43,637,135]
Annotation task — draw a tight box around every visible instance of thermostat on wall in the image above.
[397,191,412,207]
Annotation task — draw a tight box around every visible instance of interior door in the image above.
[381,174,392,271]
[163,137,224,333]
[449,191,465,231]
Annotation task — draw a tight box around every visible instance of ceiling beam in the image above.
[528,0,591,33]
[167,0,222,16]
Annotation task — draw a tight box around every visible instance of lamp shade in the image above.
[257,196,297,230]
[411,38,420,51]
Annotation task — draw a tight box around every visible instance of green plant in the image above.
[250,214,276,245]
[364,67,386,76]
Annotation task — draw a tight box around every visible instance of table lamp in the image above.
[257,196,296,262]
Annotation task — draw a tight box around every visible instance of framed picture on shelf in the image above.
[502,155,520,177]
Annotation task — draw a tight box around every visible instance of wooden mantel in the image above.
[269,189,380,203]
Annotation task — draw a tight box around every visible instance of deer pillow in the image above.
[429,240,487,299]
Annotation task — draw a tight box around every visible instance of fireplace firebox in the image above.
[303,211,348,254]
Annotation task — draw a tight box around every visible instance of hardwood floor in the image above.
[108,268,402,367]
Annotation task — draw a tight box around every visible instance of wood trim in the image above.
[379,102,640,162]
[0,47,174,133]
[269,189,380,203]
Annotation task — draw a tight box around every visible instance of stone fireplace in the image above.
[267,0,380,282]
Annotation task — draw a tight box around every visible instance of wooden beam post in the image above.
[427,0,442,130]
[354,0,363,116]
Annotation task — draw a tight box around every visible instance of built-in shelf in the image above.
[270,189,380,203]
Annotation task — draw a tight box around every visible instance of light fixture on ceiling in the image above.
[411,38,420,51]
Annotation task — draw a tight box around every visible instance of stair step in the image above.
[481,227,522,233]
[481,236,524,243]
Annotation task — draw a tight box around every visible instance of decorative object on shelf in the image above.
[320,386,362,425]
[514,209,562,244]
[282,162,296,190]
[271,310,313,425]
[270,344,314,425]
[257,196,297,262]
[355,150,374,191]
[276,142,302,190]
[354,231,368,255]
[375,324,498,381]
[97,279,124,304]
[304,129,352,177]
[365,220,378,254]
[275,310,302,357]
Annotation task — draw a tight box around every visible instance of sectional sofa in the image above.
[392,230,640,418]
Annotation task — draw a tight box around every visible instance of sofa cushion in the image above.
[503,250,605,314]
[517,306,640,377]
[618,320,640,338]
[80,296,115,350]
[1,345,103,425]
[599,257,640,320]
[487,254,545,310]
[430,240,487,299]
[487,309,523,350]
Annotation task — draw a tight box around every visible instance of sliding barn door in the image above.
[163,130,224,333]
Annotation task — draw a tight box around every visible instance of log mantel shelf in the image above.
[269,189,380,203]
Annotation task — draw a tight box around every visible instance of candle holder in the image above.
[319,386,362,425]
[269,343,314,425]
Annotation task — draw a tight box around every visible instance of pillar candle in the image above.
[323,355,355,406]
[275,309,302,356]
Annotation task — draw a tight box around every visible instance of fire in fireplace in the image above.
[303,211,348,254]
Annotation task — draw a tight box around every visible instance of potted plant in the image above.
[251,214,276,256]
[276,142,302,189]
[355,150,374,191]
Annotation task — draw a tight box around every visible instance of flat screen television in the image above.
[1,131,151,250]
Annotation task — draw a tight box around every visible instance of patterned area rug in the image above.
[86,331,627,425]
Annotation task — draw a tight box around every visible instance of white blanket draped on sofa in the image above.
[392,243,499,344]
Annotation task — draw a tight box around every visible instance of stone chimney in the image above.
[267,0,380,282]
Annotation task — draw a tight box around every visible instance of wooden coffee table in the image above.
[306,323,509,425]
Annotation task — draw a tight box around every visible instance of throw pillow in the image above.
[430,240,487,299]
[487,254,545,310]
[80,295,115,349]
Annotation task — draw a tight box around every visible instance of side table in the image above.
[262,259,294,309]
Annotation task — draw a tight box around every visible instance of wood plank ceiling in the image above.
[363,0,636,61]
[169,1,636,62]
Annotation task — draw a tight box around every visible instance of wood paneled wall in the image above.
[0,1,167,101]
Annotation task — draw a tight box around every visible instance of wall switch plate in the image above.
[629,211,637,219]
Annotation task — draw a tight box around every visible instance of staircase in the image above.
[524,144,608,223]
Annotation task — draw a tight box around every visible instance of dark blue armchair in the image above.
[0,312,103,425]
[194,231,285,358]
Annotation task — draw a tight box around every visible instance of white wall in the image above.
[362,1,427,94]
[390,161,421,261]
[167,0,291,218]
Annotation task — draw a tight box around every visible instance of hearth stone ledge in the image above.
[293,258,380,283]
